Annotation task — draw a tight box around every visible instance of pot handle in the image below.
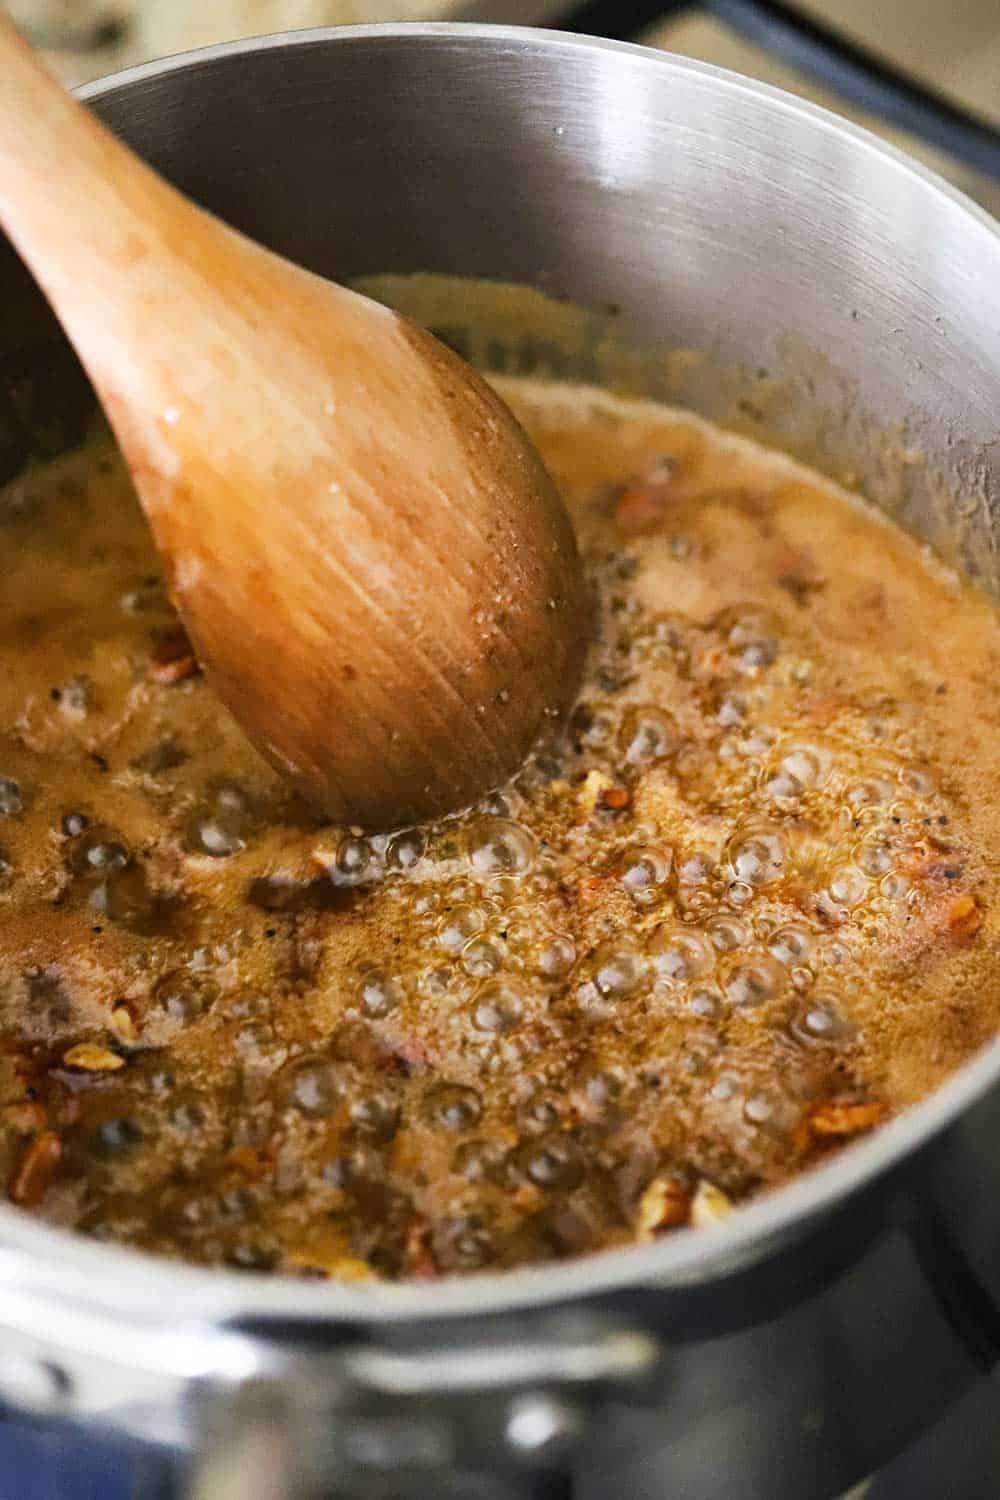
[186,1325,660,1500]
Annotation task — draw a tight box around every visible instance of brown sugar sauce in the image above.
[1,377,999,1278]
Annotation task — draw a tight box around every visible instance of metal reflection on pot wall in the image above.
[1,24,1000,1500]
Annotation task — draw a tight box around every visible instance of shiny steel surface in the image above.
[1,24,1000,1498]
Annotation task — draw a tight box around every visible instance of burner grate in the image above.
[468,0,1000,182]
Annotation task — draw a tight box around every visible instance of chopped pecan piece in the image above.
[690,1180,732,1227]
[804,1097,885,1140]
[62,1043,124,1072]
[578,769,615,814]
[614,466,675,537]
[1,1102,47,1134]
[942,893,982,941]
[228,1145,266,1176]
[285,1252,376,1282]
[576,874,611,905]
[636,1174,690,1241]
[9,1130,62,1206]
[404,1217,438,1280]
[597,785,631,815]
[804,697,842,727]
[775,546,826,606]
[147,626,199,685]
[109,1006,137,1044]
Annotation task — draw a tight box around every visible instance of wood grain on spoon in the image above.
[0,18,589,828]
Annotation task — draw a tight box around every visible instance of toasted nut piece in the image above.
[576,874,611,905]
[512,1182,546,1213]
[806,1098,884,1139]
[804,696,842,727]
[228,1145,266,1176]
[404,1217,438,1279]
[1,1102,47,1134]
[285,1253,376,1282]
[147,626,199,685]
[597,785,631,815]
[9,1130,61,1206]
[636,1175,690,1241]
[109,1007,137,1043]
[614,470,675,537]
[147,651,197,686]
[578,769,615,814]
[690,1180,733,1227]
[62,1043,125,1072]
[942,893,982,940]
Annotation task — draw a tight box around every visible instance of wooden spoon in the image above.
[0,18,589,829]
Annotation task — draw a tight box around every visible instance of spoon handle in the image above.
[0,15,197,402]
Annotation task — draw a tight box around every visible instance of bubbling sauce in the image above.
[2,379,1000,1279]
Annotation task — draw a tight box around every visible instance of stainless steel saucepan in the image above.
[1,23,1000,1500]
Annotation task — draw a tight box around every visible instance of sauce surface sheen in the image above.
[1,378,998,1280]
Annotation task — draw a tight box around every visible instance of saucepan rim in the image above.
[0,22,997,1330]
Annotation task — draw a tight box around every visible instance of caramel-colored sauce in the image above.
[2,380,999,1278]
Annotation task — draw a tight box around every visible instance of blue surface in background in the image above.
[2,1375,999,1499]
[0,1416,173,1500]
